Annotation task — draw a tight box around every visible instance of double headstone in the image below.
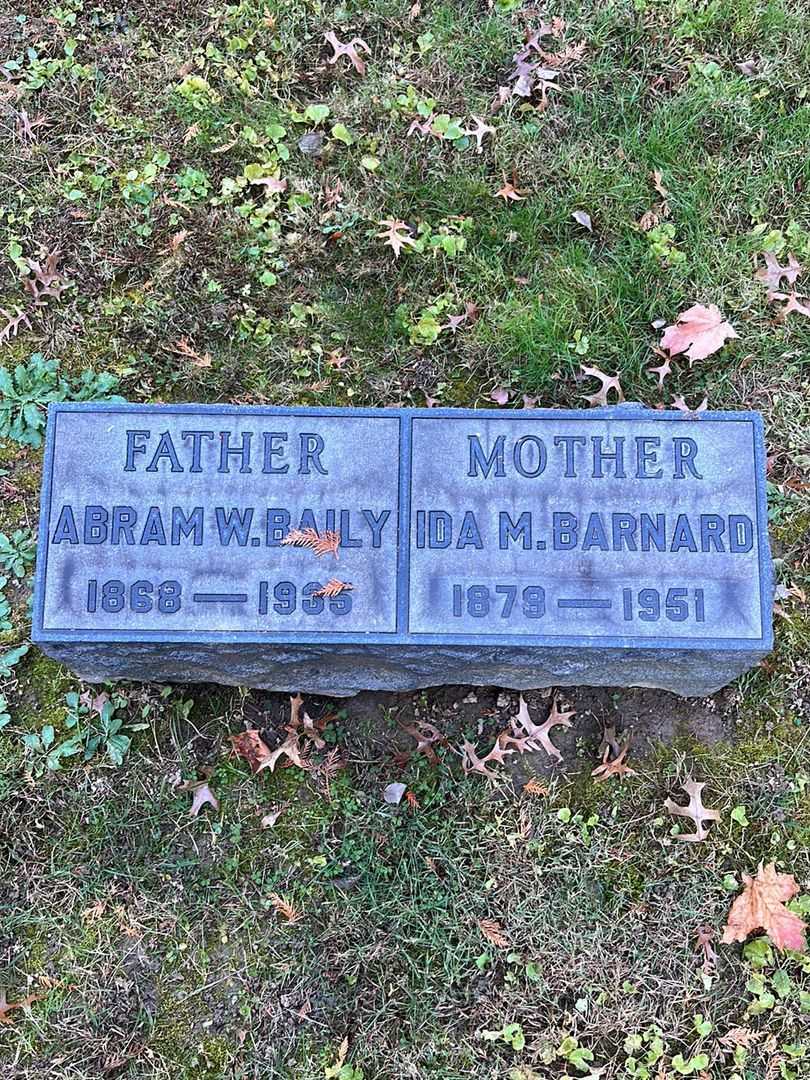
[33,403,772,697]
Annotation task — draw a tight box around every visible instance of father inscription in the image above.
[32,403,772,697]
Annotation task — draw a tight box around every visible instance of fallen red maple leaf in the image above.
[659,303,738,365]
[722,863,807,952]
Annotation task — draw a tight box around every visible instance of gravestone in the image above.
[32,403,772,697]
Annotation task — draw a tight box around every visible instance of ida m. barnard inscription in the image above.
[32,403,772,697]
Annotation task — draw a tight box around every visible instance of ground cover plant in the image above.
[1,0,809,1076]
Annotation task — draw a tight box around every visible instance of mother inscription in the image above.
[32,403,772,697]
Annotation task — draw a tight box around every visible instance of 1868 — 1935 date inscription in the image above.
[32,403,772,697]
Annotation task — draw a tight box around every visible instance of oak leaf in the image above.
[377,219,417,258]
[664,779,721,842]
[647,349,673,388]
[187,781,219,817]
[672,394,708,414]
[659,303,738,365]
[0,989,43,1024]
[772,291,810,319]
[230,729,274,773]
[324,30,371,75]
[494,178,526,202]
[722,863,806,952]
[460,736,515,780]
[512,694,574,762]
[0,305,31,345]
[580,364,624,407]
[464,115,495,153]
[755,251,802,293]
[398,719,445,764]
[694,924,717,975]
[479,918,509,948]
[591,733,636,782]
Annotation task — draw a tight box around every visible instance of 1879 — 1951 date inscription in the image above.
[33,403,771,664]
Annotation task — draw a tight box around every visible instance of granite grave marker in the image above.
[32,403,772,697]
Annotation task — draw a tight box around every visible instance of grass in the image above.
[1,0,810,1076]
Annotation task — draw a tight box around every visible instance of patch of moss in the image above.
[15,650,72,733]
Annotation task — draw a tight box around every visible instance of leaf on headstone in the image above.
[312,578,353,598]
[377,219,418,259]
[664,779,721,842]
[659,303,738,365]
[755,252,802,294]
[572,210,592,231]
[580,364,624,407]
[464,115,495,153]
[722,863,807,952]
[281,526,340,558]
[479,918,510,948]
[324,30,371,75]
[383,781,407,805]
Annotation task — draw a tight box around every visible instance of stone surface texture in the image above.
[39,640,767,699]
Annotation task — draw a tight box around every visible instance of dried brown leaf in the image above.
[511,694,575,762]
[281,527,340,559]
[324,30,371,75]
[591,735,636,782]
[522,777,549,797]
[479,918,509,948]
[695,925,717,975]
[268,892,302,924]
[0,989,43,1024]
[755,251,802,292]
[0,305,32,344]
[580,364,624,407]
[664,779,721,842]
[377,219,417,258]
[464,115,495,153]
[398,720,445,764]
[672,394,708,414]
[312,578,353,598]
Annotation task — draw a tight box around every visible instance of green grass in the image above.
[1,0,810,1075]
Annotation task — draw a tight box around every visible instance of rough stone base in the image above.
[37,641,766,698]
